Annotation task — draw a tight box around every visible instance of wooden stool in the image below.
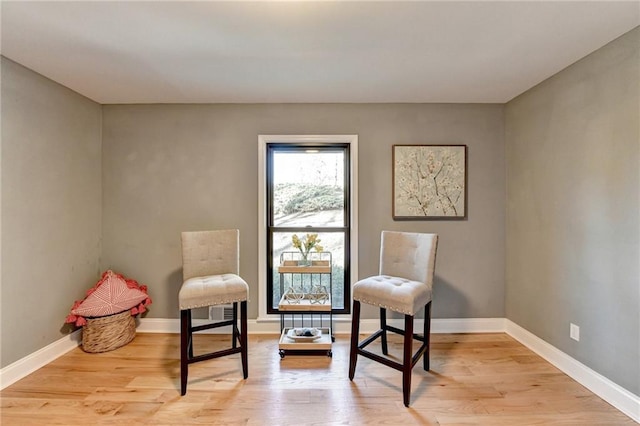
[348,231,438,406]
[179,229,248,395]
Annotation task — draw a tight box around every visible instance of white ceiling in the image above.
[1,1,638,104]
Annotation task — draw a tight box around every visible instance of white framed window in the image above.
[257,135,358,321]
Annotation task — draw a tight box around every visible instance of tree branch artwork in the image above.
[393,145,467,219]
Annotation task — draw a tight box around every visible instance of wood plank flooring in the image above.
[1,332,634,425]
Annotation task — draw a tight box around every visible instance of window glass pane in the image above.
[272,231,345,310]
[273,152,344,227]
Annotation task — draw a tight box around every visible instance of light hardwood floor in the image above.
[1,332,634,425]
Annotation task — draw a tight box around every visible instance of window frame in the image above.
[266,143,351,315]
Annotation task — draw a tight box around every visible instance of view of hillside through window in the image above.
[270,150,347,310]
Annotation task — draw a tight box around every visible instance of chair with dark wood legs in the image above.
[348,231,438,407]
[179,229,249,395]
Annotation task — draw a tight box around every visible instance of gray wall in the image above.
[505,28,639,394]
[0,58,103,367]
[102,104,505,320]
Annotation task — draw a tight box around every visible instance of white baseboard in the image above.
[505,320,640,423]
[431,317,506,333]
[0,329,81,390]
[2,316,638,423]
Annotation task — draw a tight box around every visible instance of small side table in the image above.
[277,252,333,358]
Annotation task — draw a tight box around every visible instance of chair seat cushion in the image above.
[179,273,248,310]
[353,275,431,316]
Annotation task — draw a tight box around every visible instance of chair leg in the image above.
[424,301,432,371]
[403,313,414,407]
[187,309,193,359]
[348,300,361,380]
[240,301,248,379]
[232,302,238,349]
[180,309,190,396]
[380,307,388,355]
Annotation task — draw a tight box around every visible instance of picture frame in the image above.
[393,144,467,220]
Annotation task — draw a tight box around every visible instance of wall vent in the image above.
[209,305,234,321]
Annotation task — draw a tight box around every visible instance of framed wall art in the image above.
[393,144,467,220]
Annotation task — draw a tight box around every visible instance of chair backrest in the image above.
[379,231,438,285]
[181,229,240,281]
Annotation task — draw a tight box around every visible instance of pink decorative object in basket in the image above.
[65,270,152,353]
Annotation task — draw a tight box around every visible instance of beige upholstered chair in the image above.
[179,229,248,395]
[349,230,438,407]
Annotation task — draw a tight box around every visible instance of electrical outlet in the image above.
[570,323,580,341]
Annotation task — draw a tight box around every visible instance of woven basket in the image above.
[82,310,136,353]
